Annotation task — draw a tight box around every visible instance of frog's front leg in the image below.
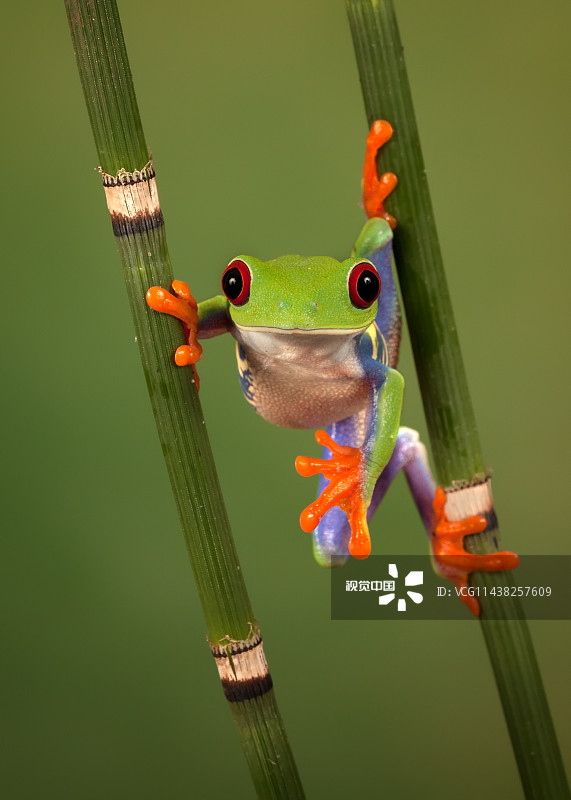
[296,358,404,560]
[146,281,204,367]
[146,282,229,385]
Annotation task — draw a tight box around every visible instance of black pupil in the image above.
[357,269,379,302]
[223,267,243,300]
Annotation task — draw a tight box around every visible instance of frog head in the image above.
[221,254,382,332]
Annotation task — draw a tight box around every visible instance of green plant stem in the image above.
[65,1,304,796]
[346,1,569,798]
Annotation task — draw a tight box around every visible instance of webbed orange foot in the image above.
[295,430,371,559]
[146,281,202,388]
[432,487,520,616]
[363,120,398,227]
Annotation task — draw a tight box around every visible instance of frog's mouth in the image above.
[234,324,368,335]
[234,324,370,366]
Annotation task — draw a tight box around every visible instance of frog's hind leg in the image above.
[368,427,435,533]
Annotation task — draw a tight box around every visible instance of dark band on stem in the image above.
[221,672,274,703]
[109,209,165,237]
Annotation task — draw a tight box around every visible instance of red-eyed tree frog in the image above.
[146,121,518,615]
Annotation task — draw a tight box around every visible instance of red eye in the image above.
[348,261,381,308]
[222,259,251,305]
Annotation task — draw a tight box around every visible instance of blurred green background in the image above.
[1,1,569,797]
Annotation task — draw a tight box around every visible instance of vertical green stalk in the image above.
[65,1,304,796]
[346,1,569,798]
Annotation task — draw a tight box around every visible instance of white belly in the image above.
[233,327,370,429]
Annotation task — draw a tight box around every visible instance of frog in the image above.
[146,120,518,615]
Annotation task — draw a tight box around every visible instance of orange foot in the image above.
[362,119,398,227]
[432,487,520,616]
[295,430,370,559]
[146,280,203,388]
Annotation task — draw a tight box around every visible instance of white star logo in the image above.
[378,563,424,611]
